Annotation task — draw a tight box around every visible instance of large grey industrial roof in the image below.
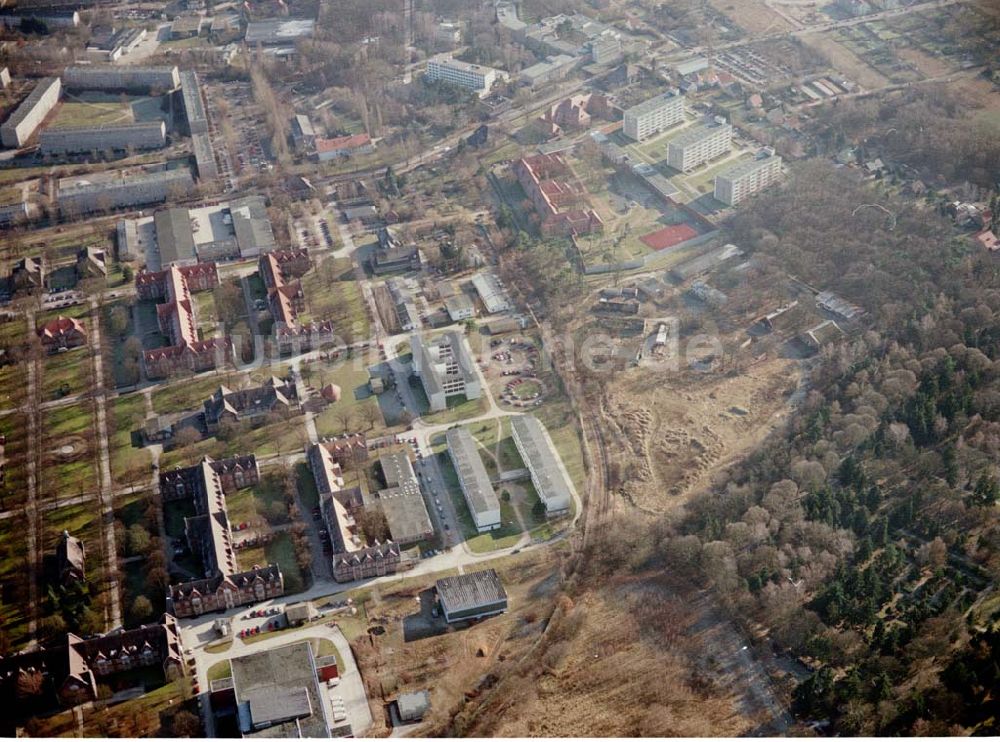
[445,427,499,519]
[155,207,196,266]
[510,415,572,512]
[436,569,507,612]
[229,195,276,256]
[230,641,330,739]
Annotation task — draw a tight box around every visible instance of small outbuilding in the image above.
[396,689,431,722]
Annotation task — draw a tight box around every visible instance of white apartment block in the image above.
[40,121,167,154]
[1,77,61,148]
[714,154,783,206]
[425,55,506,98]
[446,427,501,532]
[510,415,572,516]
[666,122,732,172]
[411,330,482,412]
[622,92,684,141]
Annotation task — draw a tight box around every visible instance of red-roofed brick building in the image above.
[513,154,604,237]
[37,316,87,352]
[315,133,374,161]
[135,263,229,378]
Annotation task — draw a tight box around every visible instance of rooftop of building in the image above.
[510,415,572,511]
[445,427,499,518]
[624,91,683,117]
[436,569,507,612]
[230,641,330,738]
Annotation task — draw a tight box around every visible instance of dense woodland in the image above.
[621,162,1000,734]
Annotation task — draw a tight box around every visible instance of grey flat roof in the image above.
[192,132,218,179]
[247,686,312,727]
[510,415,572,512]
[371,481,432,545]
[717,154,781,181]
[245,18,315,44]
[445,427,499,519]
[667,122,730,148]
[179,70,207,126]
[230,641,331,739]
[379,450,414,489]
[229,195,276,256]
[436,569,506,613]
[155,207,195,265]
[625,91,683,118]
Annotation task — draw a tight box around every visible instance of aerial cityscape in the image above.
[0,0,997,737]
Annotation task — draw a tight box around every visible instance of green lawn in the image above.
[421,394,490,426]
[237,531,306,594]
[40,347,92,401]
[310,356,384,438]
[49,100,133,129]
[207,659,232,682]
[41,402,99,496]
[300,260,370,339]
[0,515,32,648]
[226,472,290,526]
[159,414,306,470]
[109,394,151,486]
[151,374,230,415]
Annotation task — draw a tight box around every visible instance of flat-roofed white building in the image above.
[59,168,193,216]
[666,121,732,172]
[623,92,684,141]
[1,77,60,148]
[39,121,167,154]
[714,153,782,205]
[425,55,507,98]
[446,427,500,532]
[411,330,481,412]
[510,415,573,516]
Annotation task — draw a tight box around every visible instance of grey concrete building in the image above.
[666,121,732,173]
[623,91,684,141]
[436,569,508,623]
[510,415,573,515]
[59,168,193,215]
[1,77,61,148]
[410,330,482,412]
[39,121,167,154]
[178,70,208,134]
[191,132,217,179]
[63,65,180,93]
[0,202,29,227]
[445,427,500,532]
[714,153,783,205]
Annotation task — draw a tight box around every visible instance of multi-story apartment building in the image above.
[178,70,208,135]
[666,121,732,172]
[714,153,783,205]
[58,168,193,215]
[63,65,180,92]
[0,9,79,28]
[622,91,684,141]
[411,330,482,411]
[425,55,506,98]
[0,76,60,148]
[510,415,573,515]
[446,427,501,532]
[39,121,167,154]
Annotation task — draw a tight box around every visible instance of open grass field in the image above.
[311,355,385,438]
[48,100,133,129]
[226,472,289,526]
[151,373,231,414]
[109,393,151,485]
[40,401,99,496]
[300,258,371,338]
[421,393,490,427]
[0,514,32,648]
[40,347,92,401]
[159,414,306,470]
